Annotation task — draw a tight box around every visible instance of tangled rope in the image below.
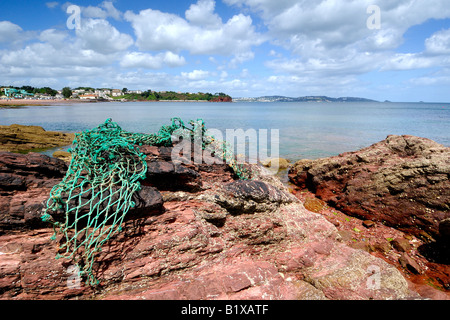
[42,118,251,285]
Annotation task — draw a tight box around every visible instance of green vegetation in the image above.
[74,86,95,92]
[37,87,58,96]
[0,85,57,96]
[112,90,231,102]
[62,87,72,99]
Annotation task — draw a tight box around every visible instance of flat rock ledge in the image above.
[0,124,74,153]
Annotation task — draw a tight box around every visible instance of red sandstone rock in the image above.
[392,238,412,252]
[209,96,232,102]
[0,146,433,300]
[399,253,423,275]
[289,135,450,240]
[0,152,68,229]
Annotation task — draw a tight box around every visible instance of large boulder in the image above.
[289,135,450,239]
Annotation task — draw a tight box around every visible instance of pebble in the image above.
[374,241,392,254]
[398,253,423,274]
[391,238,412,252]
[363,220,376,228]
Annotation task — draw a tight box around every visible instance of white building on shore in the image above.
[79,93,99,100]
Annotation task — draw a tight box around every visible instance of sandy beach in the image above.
[0,99,97,107]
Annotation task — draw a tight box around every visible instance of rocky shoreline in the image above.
[0,133,448,300]
[288,135,449,297]
[0,124,74,154]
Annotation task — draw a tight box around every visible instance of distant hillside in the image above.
[234,96,379,102]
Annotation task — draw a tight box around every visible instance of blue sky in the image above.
[1,0,450,102]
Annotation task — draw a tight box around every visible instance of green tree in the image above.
[122,88,128,94]
[21,86,35,93]
[62,87,72,99]
[39,87,58,96]
[75,87,94,92]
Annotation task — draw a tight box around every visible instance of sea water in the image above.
[1,101,448,161]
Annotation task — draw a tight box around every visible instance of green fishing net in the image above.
[41,118,251,285]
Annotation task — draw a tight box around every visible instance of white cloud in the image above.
[12,19,133,66]
[109,71,174,90]
[225,0,450,80]
[164,51,187,67]
[266,50,386,77]
[227,0,450,35]
[240,68,249,78]
[381,29,450,71]
[0,19,129,83]
[223,0,299,19]
[0,21,23,43]
[45,2,59,9]
[83,1,122,20]
[229,51,254,68]
[39,29,68,49]
[75,19,133,54]
[425,28,450,55]
[266,1,408,56]
[185,0,222,28]
[381,53,435,71]
[0,40,114,70]
[120,51,186,69]
[181,69,210,80]
[409,68,450,86]
[124,0,264,62]
[268,49,282,58]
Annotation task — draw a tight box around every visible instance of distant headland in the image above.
[234,96,378,102]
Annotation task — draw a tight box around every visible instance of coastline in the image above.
[0,98,231,107]
[0,98,95,107]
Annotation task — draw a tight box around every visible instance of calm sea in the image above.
[1,101,449,161]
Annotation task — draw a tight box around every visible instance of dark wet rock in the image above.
[145,161,202,191]
[130,185,164,216]
[399,253,423,274]
[439,218,450,238]
[0,152,68,230]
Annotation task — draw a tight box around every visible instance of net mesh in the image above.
[41,118,251,285]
